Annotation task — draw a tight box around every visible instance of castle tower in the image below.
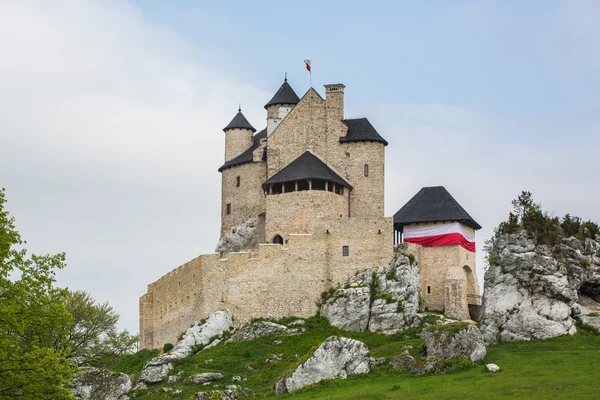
[265,78,300,136]
[393,186,482,320]
[223,108,256,162]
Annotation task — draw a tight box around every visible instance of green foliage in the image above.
[0,188,76,399]
[401,252,415,266]
[495,191,599,248]
[112,349,158,377]
[60,289,139,368]
[163,343,174,353]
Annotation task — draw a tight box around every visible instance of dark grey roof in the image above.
[223,110,256,132]
[218,129,266,172]
[263,151,351,189]
[393,186,481,230]
[264,80,300,109]
[340,118,388,146]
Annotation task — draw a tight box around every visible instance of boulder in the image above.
[215,218,262,256]
[480,232,600,343]
[275,336,373,394]
[193,385,252,400]
[320,250,423,334]
[579,315,600,332]
[486,363,500,372]
[421,323,486,362]
[229,320,288,342]
[72,368,132,400]
[188,372,223,384]
[139,311,232,383]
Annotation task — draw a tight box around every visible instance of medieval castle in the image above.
[139,78,482,350]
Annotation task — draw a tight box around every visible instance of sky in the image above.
[0,0,599,334]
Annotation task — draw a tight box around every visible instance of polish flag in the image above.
[304,59,311,72]
[403,222,476,252]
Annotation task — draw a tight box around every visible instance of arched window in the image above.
[273,234,284,244]
[364,164,369,177]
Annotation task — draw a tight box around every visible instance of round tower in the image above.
[223,107,256,162]
[265,77,300,136]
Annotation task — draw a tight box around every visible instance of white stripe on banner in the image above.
[403,222,474,242]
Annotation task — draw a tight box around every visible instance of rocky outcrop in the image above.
[321,251,423,334]
[480,232,600,343]
[72,368,132,400]
[275,336,373,394]
[192,385,252,400]
[229,320,288,342]
[216,218,262,257]
[188,372,223,384]
[139,311,232,383]
[421,323,486,362]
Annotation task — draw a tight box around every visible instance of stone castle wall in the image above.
[139,216,394,350]
[403,222,478,320]
[220,162,266,237]
[224,128,253,162]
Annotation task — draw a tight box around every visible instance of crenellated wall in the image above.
[139,215,394,350]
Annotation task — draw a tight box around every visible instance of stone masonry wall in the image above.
[403,222,478,320]
[224,128,253,162]
[265,190,348,241]
[139,216,394,350]
[220,162,266,237]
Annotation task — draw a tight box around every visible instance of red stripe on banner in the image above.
[404,233,476,252]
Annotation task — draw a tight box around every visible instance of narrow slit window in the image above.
[364,164,369,177]
[178,281,181,292]
[427,286,431,294]
[236,176,240,187]
[342,246,349,256]
[192,274,195,284]
[226,203,231,215]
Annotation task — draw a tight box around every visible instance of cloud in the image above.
[0,1,269,333]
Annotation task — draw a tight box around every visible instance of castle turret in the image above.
[265,78,300,136]
[223,108,256,162]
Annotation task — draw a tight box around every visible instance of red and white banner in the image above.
[403,222,475,252]
[304,59,311,72]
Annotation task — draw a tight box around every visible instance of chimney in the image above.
[324,83,345,121]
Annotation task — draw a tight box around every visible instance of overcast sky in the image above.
[1,0,598,334]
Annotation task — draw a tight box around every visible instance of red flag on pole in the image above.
[304,59,311,72]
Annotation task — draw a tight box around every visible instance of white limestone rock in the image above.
[193,385,252,400]
[579,315,600,332]
[139,311,232,383]
[229,320,288,342]
[421,324,486,362]
[486,363,500,372]
[321,287,371,332]
[275,336,373,394]
[188,372,223,384]
[71,367,132,400]
[215,217,261,256]
[480,232,600,344]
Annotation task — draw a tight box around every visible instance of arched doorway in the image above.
[272,234,283,244]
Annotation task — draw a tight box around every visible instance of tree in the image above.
[0,188,76,399]
[60,290,139,368]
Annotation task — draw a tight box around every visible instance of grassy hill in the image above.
[115,318,600,399]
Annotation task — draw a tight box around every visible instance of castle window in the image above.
[340,186,344,195]
[226,203,231,215]
[342,246,349,256]
[327,181,334,192]
[312,179,326,191]
[364,164,369,177]
[284,181,295,193]
[192,274,195,284]
[271,183,283,194]
[334,184,340,195]
[273,234,283,244]
[178,281,181,292]
[236,176,240,187]
[297,179,309,191]
[427,286,431,294]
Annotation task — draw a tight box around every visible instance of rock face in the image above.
[275,336,373,394]
[480,232,600,343]
[421,323,486,362]
[188,372,223,384]
[215,217,262,256]
[229,320,288,342]
[321,251,423,334]
[72,368,132,400]
[139,311,232,383]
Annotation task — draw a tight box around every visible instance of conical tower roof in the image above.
[264,79,300,109]
[223,108,256,132]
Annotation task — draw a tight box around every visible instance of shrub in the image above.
[163,343,174,353]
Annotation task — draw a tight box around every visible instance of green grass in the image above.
[121,318,600,400]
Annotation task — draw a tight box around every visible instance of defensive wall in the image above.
[140,216,394,350]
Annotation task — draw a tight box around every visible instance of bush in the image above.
[163,343,174,353]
